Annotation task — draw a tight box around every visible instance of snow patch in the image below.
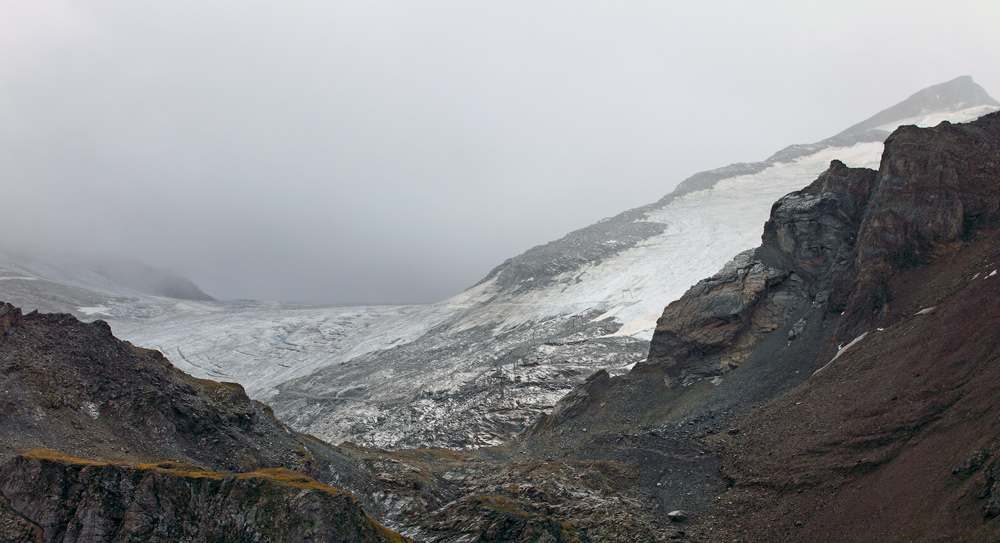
[814,332,868,376]
[915,307,936,315]
[592,305,625,322]
[81,402,100,419]
[609,310,662,339]
[874,104,999,133]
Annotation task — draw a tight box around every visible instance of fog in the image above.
[2,1,998,303]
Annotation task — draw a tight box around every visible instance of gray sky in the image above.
[2,1,998,304]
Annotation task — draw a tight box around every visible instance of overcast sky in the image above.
[2,1,998,304]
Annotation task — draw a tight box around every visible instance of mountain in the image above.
[518,108,1000,542]
[27,76,993,451]
[265,76,998,448]
[3,96,999,543]
[0,250,214,318]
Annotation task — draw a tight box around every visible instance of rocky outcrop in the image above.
[0,450,405,543]
[841,111,1000,336]
[1,303,309,473]
[641,250,790,380]
[642,160,878,382]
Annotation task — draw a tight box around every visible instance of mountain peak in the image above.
[836,75,999,138]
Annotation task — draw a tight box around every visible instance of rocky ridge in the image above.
[0,450,404,543]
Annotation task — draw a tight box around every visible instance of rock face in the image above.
[1,302,310,475]
[0,450,403,543]
[642,160,878,383]
[842,112,1000,336]
[703,225,1000,542]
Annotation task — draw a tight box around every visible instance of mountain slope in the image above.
[0,250,214,319]
[8,77,995,451]
[520,110,1000,542]
[264,77,999,449]
[704,230,1000,541]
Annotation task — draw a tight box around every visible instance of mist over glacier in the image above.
[2,1,999,304]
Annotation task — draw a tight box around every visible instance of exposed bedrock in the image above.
[843,112,1000,336]
[0,451,405,543]
[641,160,878,382]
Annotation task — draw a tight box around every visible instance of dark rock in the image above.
[667,510,688,522]
[642,159,877,383]
[0,302,22,331]
[0,450,405,543]
[841,111,1000,337]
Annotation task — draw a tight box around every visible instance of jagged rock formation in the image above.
[842,112,1000,336]
[2,303,318,475]
[639,111,1000,385]
[0,302,406,542]
[702,228,1000,541]
[642,161,877,382]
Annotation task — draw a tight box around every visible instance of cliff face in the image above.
[2,303,308,474]
[641,161,877,382]
[842,112,1000,336]
[703,226,1000,542]
[0,450,403,543]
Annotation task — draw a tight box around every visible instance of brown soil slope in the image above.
[704,228,1000,542]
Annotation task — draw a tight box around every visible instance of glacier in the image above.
[6,76,996,450]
